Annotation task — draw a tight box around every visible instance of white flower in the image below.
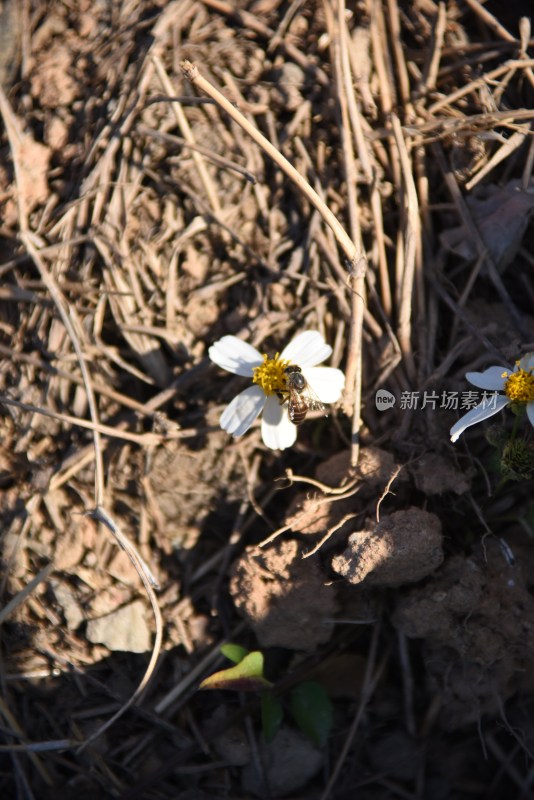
[450,353,534,442]
[209,331,345,450]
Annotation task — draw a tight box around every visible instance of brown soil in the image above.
[1,1,534,799]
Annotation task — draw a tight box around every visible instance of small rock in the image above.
[269,62,306,110]
[241,727,323,797]
[206,707,251,767]
[51,580,84,630]
[86,600,151,652]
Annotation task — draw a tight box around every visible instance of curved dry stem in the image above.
[76,507,162,752]
[280,467,360,495]
[0,85,165,752]
[21,233,106,506]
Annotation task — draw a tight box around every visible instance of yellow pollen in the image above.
[504,368,534,403]
[252,353,290,396]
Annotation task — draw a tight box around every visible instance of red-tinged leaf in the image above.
[199,651,273,692]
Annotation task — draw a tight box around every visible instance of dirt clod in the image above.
[393,538,534,727]
[230,540,338,650]
[286,446,404,538]
[332,507,444,587]
[410,452,473,495]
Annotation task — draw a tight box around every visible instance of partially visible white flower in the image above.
[450,353,534,442]
[209,331,345,450]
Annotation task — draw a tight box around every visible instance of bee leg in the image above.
[277,392,287,405]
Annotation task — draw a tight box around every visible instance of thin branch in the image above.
[179,60,362,270]
[0,395,187,445]
[0,563,54,625]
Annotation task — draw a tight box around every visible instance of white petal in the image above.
[450,396,509,442]
[261,395,297,450]
[209,336,263,376]
[220,386,265,437]
[465,365,509,390]
[281,331,332,368]
[519,352,534,372]
[303,367,345,403]
[527,401,534,428]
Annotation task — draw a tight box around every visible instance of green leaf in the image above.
[199,651,272,692]
[290,681,333,747]
[220,643,249,664]
[261,692,284,743]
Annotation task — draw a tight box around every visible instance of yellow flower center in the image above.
[502,365,534,403]
[252,353,290,396]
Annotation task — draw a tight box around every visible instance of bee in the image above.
[280,364,327,425]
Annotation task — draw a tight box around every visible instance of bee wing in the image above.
[300,383,327,414]
[307,397,327,413]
